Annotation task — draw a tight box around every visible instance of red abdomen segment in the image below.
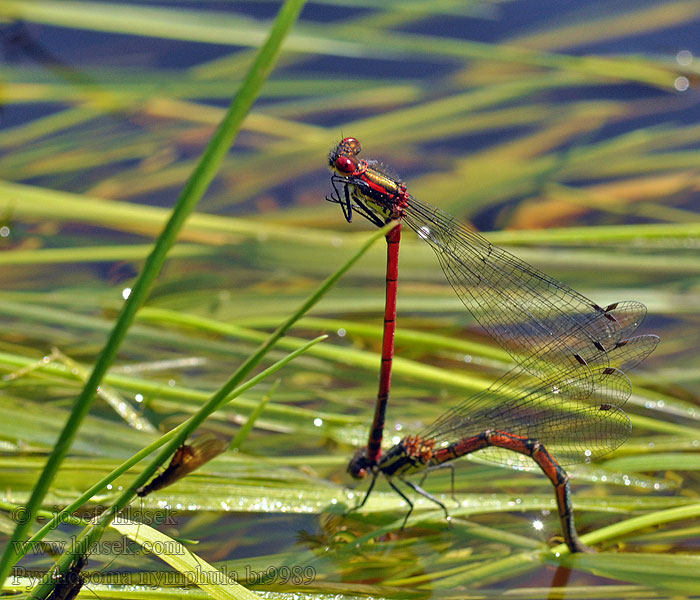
[421,431,589,553]
[367,223,402,463]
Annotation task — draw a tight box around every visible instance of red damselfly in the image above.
[326,137,658,552]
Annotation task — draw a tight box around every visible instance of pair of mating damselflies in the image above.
[327,137,658,553]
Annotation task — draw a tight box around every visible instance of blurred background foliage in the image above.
[0,1,699,598]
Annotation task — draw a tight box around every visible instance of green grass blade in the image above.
[27,220,388,599]
[2,0,308,591]
[112,520,260,600]
[18,335,326,555]
[230,380,279,451]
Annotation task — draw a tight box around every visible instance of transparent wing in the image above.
[420,366,633,467]
[402,196,649,387]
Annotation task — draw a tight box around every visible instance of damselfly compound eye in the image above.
[339,137,362,156]
[335,155,356,174]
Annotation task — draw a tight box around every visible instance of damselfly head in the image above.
[333,154,357,175]
[347,448,372,479]
[329,137,362,174]
[328,151,359,176]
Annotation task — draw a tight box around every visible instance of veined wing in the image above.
[403,195,648,386]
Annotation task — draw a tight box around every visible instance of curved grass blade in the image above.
[112,519,259,600]
[25,218,389,598]
[5,0,308,591]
